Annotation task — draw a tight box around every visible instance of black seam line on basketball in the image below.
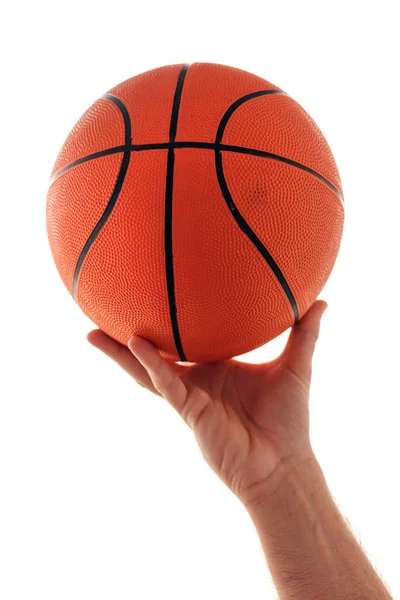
[215,89,299,323]
[175,142,343,202]
[49,90,282,186]
[165,64,190,362]
[72,94,132,301]
[219,144,343,203]
[49,145,126,186]
[215,149,299,323]
[49,143,170,186]
[50,140,343,205]
[216,90,287,143]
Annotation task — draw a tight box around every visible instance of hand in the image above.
[87,301,328,507]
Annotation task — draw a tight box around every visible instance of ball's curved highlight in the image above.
[46,62,344,362]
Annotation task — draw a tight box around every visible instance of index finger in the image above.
[128,336,189,416]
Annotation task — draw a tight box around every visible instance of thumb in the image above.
[282,300,328,382]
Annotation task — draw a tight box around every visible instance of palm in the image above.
[174,355,311,501]
[87,300,326,505]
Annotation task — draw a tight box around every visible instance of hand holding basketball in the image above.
[87,300,327,507]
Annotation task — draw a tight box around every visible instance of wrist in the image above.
[243,450,324,515]
[242,451,394,599]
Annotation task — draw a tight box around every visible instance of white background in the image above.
[1,1,399,598]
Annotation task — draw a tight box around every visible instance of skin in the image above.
[86,300,327,507]
[87,300,393,599]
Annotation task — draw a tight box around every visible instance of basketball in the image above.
[46,62,344,363]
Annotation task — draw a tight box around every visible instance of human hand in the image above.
[87,301,328,508]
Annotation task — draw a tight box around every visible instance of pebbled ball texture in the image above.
[46,62,344,362]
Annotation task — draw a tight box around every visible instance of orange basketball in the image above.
[46,62,344,362]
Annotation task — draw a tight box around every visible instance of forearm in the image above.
[245,454,392,600]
